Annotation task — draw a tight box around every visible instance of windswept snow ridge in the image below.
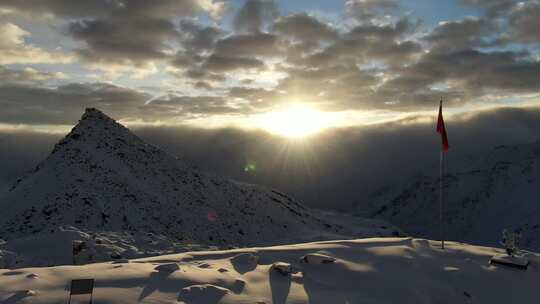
[0,108,398,268]
[1,238,538,304]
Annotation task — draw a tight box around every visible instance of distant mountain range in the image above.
[366,141,540,251]
[0,108,397,268]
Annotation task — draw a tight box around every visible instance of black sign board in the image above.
[68,279,95,303]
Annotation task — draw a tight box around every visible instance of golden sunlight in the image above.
[257,104,336,138]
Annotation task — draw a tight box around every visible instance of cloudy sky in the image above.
[1,0,540,210]
[1,0,539,131]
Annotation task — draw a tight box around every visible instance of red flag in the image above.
[436,100,449,151]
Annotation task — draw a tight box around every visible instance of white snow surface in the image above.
[366,141,540,251]
[0,237,539,304]
[0,108,399,268]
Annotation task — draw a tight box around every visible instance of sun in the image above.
[257,104,335,138]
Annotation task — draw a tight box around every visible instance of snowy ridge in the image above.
[0,108,397,268]
[368,141,540,250]
[1,237,538,304]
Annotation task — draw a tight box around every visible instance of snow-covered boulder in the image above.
[178,284,230,303]
[300,253,336,264]
[271,262,293,275]
[232,252,258,265]
[0,249,19,268]
[112,258,129,264]
[154,263,180,273]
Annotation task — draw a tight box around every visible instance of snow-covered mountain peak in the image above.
[0,108,397,267]
[52,108,145,154]
[67,107,128,141]
[81,107,112,120]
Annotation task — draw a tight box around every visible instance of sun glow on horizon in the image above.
[256,104,336,138]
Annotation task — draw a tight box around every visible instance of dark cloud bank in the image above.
[2,106,539,211]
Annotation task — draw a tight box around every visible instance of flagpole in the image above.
[440,149,445,250]
[437,97,448,250]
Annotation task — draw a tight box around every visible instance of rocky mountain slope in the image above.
[367,141,540,250]
[0,108,396,268]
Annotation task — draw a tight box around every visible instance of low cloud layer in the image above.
[2,106,539,210]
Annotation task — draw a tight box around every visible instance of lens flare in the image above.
[207,211,218,222]
[244,163,256,173]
